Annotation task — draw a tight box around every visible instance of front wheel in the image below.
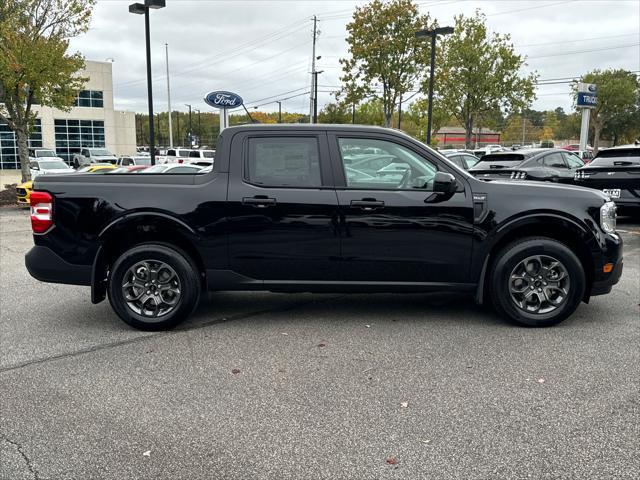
[108,244,201,330]
[489,237,586,327]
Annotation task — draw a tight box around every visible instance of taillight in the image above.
[178,158,184,164]
[30,191,54,234]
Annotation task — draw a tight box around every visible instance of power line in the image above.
[528,42,639,59]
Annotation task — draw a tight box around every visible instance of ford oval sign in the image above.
[588,84,597,93]
[204,91,243,109]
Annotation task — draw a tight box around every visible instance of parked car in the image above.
[140,164,204,174]
[441,150,480,170]
[186,149,215,166]
[470,149,584,182]
[107,165,148,174]
[25,125,622,331]
[574,144,640,216]
[72,147,118,168]
[116,155,153,167]
[76,164,117,173]
[16,181,32,205]
[563,144,593,152]
[28,147,65,163]
[160,148,194,164]
[30,159,75,178]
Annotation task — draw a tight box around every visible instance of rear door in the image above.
[328,132,474,284]
[226,131,340,281]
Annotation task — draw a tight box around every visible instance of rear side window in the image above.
[590,148,640,166]
[246,137,322,188]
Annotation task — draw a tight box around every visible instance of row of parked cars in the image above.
[16,147,212,204]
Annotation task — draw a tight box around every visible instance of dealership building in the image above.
[0,60,136,169]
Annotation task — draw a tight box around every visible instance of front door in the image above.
[226,131,340,281]
[329,133,475,284]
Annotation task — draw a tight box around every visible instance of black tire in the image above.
[489,237,585,327]
[107,243,201,331]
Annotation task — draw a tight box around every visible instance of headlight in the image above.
[600,201,617,234]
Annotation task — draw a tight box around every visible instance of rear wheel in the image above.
[108,244,200,330]
[489,237,585,327]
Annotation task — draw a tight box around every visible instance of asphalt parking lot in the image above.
[1,206,638,480]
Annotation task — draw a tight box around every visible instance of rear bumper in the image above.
[25,246,92,286]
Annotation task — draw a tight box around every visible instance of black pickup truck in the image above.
[26,125,623,330]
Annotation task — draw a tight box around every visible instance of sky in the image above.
[70,0,640,115]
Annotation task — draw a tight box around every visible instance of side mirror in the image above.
[433,172,457,194]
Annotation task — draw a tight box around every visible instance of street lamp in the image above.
[312,70,323,123]
[129,0,166,165]
[185,104,192,147]
[416,26,454,146]
[195,109,201,146]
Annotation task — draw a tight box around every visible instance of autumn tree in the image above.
[435,10,537,148]
[338,0,434,127]
[0,0,94,182]
[576,69,639,152]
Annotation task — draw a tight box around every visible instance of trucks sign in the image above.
[204,91,243,109]
[576,83,597,109]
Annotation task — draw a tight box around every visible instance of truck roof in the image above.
[225,123,399,133]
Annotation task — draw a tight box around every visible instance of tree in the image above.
[435,10,537,148]
[338,0,434,127]
[0,0,94,182]
[576,69,639,153]
[318,103,351,124]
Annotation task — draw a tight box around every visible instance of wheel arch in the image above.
[91,213,205,303]
[475,213,598,305]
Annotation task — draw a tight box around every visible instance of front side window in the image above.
[338,138,437,190]
[543,153,567,168]
[246,137,322,188]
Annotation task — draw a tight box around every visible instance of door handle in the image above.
[351,199,385,211]
[242,196,276,208]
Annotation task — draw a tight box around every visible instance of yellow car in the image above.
[16,180,32,205]
[77,164,116,173]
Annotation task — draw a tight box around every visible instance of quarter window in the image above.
[543,153,567,168]
[337,138,437,190]
[246,137,322,188]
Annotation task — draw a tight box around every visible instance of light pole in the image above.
[165,43,173,148]
[312,70,323,123]
[276,101,282,123]
[195,109,201,146]
[415,26,453,146]
[129,0,165,164]
[185,104,192,147]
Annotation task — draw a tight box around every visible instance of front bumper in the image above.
[590,233,623,297]
[25,246,92,286]
[16,188,29,204]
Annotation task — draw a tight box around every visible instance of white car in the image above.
[140,164,204,174]
[116,155,153,167]
[160,148,194,164]
[72,147,118,168]
[186,149,215,166]
[28,147,65,163]
[30,159,75,178]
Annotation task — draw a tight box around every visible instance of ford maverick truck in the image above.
[26,125,622,330]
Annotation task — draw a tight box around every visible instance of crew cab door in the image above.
[328,133,474,284]
[226,131,340,281]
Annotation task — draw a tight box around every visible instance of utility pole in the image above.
[156,112,161,146]
[165,43,173,148]
[522,112,526,145]
[176,112,180,146]
[397,95,402,129]
[185,104,192,147]
[309,15,318,124]
[352,103,356,124]
[276,101,282,123]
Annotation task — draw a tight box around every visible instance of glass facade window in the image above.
[0,120,43,170]
[54,119,105,163]
[74,90,104,108]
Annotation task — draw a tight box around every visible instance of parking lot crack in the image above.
[0,432,40,479]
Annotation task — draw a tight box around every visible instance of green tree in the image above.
[435,10,537,148]
[319,103,351,124]
[0,0,94,182]
[576,69,639,152]
[338,0,434,127]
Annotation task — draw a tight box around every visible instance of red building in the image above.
[434,126,501,147]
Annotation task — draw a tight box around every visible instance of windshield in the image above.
[590,148,640,167]
[38,160,69,170]
[89,149,113,156]
[178,150,191,156]
[202,151,215,158]
[35,150,56,158]
[470,153,527,170]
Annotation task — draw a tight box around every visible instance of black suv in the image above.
[25,125,622,330]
